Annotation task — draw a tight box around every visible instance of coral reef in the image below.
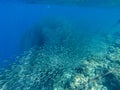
[0,18,120,90]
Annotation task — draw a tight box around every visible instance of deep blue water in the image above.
[1,2,120,65]
[0,2,120,67]
[0,1,120,89]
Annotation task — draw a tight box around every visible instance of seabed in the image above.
[0,18,120,90]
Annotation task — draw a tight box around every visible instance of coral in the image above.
[0,18,120,90]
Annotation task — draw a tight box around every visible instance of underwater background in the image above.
[0,0,120,90]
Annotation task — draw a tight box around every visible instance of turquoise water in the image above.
[0,1,120,90]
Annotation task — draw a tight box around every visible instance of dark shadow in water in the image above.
[112,19,120,27]
[103,72,120,90]
[20,26,45,51]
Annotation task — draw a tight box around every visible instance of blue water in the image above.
[0,1,120,89]
[0,2,119,58]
